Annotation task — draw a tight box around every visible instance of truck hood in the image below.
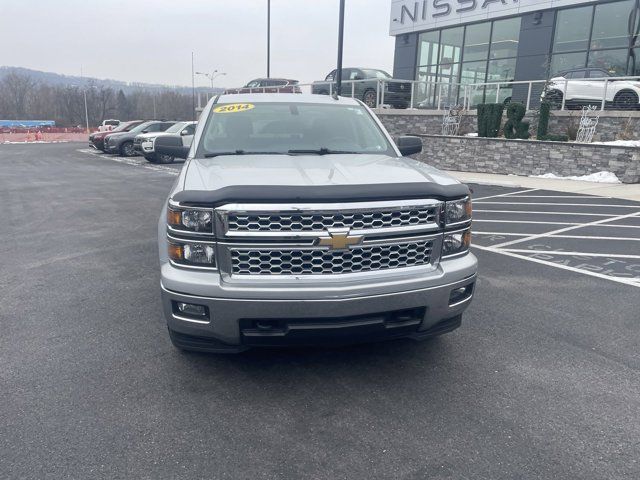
[182,154,460,191]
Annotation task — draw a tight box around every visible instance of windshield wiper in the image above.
[287,148,361,155]
[204,150,286,158]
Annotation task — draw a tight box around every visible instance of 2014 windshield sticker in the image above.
[213,104,255,113]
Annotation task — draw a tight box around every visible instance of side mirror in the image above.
[396,135,422,156]
[180,129,189,136]
[141,129,149,133]
[353,75,363,80]
[155,135,190,159]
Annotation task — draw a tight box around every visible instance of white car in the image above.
[543,68,640,109]
[135,121,196,164]
[97,119,120,132]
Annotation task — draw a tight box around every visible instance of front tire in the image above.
[362,89,377,108]
[544,90,563,109]
[613,90,639,110]
[155,153,175,164]
[120,141,135,157]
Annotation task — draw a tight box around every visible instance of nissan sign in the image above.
[389,0,597,35]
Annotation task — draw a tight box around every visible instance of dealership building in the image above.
[390,0,640,105]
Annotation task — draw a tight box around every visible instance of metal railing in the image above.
[200,75,640,112]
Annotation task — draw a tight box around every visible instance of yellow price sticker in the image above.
[213,103,255,113]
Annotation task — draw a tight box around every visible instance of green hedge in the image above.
[536,101,568,141]
[477,103,504,138]
[503,103,530,139]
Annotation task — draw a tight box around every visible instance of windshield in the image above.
[116,121,138,132]
[198,102,394,157]
[129,122,154,134]
[361,69,391,79]
[164,122,188,134]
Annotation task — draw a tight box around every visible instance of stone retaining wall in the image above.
[376,109,640,143]
[410,135,639,184]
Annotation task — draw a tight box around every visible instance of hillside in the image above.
[0,66,223,94]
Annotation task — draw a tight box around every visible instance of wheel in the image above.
[544,90,563,109]
[155,153,175,164]
[362,89,377,108]
[613,90,639,110]
[120,141,135,157]
[502,96,512,106]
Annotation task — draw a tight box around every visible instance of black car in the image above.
[312,68,411,109]
[103,121,175,156]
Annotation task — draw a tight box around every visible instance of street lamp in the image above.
[195,70,227,89]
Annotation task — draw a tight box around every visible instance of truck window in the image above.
[198,102,395,157]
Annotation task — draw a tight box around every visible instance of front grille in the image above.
[230,239,434,275]
[386,82,412,93]
[227,207,438,233]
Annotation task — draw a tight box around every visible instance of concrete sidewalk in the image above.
[447,171,640,202]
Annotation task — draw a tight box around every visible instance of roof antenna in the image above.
[333,0,345,101]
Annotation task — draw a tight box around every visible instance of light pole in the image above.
[335,0,345,97]
[195,70,227,89]
[267,0,271,78]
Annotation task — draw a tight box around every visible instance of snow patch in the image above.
[464,133,478,137]
[591,140,640,147]
[531,171,621,184]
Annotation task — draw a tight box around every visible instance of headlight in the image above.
[168,241,216,267]
[167,207,213,233]
[445,197,472,225]
[442,228,471,257]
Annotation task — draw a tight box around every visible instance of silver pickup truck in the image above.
[156,94,477,353]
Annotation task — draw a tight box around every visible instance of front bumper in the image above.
[160,253,477,352]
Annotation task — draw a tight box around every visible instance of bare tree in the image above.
[0,72,36,119]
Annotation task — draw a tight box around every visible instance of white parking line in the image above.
[474,201,639,208]
[77,148,180,176]
[499,249,640,259]
[474,219,582,226]
[475,210,620,217]
[473,244,640,287]
[496,195,611,199]
[472,188,538,201]
[474,232,640,242]
[489,211,640,249]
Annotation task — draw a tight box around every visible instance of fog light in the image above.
[449,284,473,306]
[177,302,207,317]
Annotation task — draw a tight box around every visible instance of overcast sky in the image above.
[0,0,396,88]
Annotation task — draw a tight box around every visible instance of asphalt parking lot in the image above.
[2,142,639,479]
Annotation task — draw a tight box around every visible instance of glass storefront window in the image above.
[460,61,487,85]
[440,27,464,64]
[418,31,440,68]
[550,52,587,76]
[553,6,593,53]
[460,61,487,106]
[588,49,629,75]
[591,0,634,50]
[463,22,491,62]
[490,18,521,59]
[487,58,517,82]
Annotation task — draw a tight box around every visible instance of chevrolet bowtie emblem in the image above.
[316,228,363,250]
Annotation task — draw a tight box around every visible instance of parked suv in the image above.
[89,120,143,151]
[104,120,175,156]
[543,68,640,109]
[155,93,477,353]
[136,121,196,164]
[224,78,301,94]
[312,68,412,109]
